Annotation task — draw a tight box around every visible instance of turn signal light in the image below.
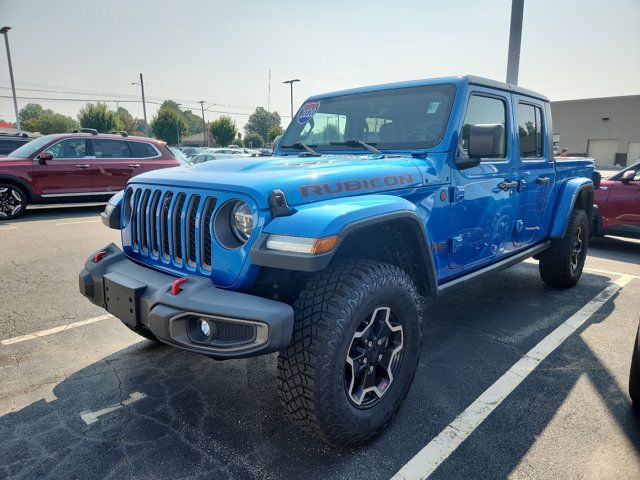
[93,251,107,263]
[170,278,187,295]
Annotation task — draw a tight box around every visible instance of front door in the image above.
[513,99,555,245]
[449,89,519,270]
[31,137,96,197]
[606,165,640,236]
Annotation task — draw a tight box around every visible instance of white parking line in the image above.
[1,314,114,345]
[583,266,640,280]
[392,274,635,480]
[80,391,146,425]
[54,219,101,226]
[0,226,17,231]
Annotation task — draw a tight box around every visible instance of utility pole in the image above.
[175,103,182,146]
[1,27,21,132]
[267,69,271,113]
[283,79,300,119]
[132,74,149,136]
[506,0,524,85]
[198,100,207,147]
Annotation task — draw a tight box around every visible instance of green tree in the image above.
[183,110,205,135]
[150,108,187,145]
[209,116,237,147]
[243,132,264,148]
[78,103,122,132]
[19,103,44,123]
[115,107,137,134]
[245,107,281,142]
[268,125,284,142]
[22,111,78,135]
[134,118,149,136]
[232,135,243,147]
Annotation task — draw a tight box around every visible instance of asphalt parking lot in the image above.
[1,205,639,480]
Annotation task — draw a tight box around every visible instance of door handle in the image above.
[536,176,550,184]
[498,180,519,191]
[74,164,90,169]
[128,163,141,168]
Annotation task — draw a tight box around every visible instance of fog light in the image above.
[199,319,211,337]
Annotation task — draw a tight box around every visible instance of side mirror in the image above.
[621,170,636,183]
[468,124,505,160]
[37,151,53,164]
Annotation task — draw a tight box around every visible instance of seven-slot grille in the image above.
[125,187,217,273]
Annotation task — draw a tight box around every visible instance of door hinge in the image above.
[449,186,465,203]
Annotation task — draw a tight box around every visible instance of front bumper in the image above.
[79,243,294,359]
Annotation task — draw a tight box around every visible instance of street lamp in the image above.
[283,79,300,119]
[1,27,21,132]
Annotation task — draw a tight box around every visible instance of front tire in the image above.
[630,329,640,412]
[277,259,421,447]
[0,184,27,220]
[539,209,588,288]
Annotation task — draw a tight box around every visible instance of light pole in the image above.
[506,0,524,85]
[283,79,300,119]
[1,27,20,132]
[198,100,207,147]
[131,73,148,135]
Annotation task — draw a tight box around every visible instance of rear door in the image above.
[127,140,173,173]
[513,98,555,245]
[31,137,96,196]
[91,138,142,193]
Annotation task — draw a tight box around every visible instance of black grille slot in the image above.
[213,320,256,344]
[200,197,216,270]
[186,195,201,267]
[131,189,141,248]
[148,190,161,256]
[139,190,151,253]
[160,191,173,260]
[172,193,186,265]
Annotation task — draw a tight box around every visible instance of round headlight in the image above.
[230,201,254,242]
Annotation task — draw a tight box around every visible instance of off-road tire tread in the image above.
[539,209,588,288]
[277,258,421,447]
[630,330,640,412]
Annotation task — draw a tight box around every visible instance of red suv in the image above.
[0,130,179,219]
[593,160,640,239]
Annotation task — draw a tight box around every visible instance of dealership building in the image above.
[550,95,640,168]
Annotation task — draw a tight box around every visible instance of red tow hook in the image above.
[93,251,107,263]
[170,277,187,295]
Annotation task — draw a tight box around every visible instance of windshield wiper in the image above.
[280,142,320,156]
[330,139,382,154]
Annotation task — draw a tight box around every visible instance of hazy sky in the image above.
[1,0,638,130]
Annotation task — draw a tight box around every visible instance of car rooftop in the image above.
[307,75,549,103]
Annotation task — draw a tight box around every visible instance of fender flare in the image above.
[0,174,35,201]
[250,195,438,294]
[549,178,594,239]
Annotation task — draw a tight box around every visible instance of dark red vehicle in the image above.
[0,130,179,220]
[593,160,640,239]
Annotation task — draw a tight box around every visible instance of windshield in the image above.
[280,84,456,152]
[5,135,56,158]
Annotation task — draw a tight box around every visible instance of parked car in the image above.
[190,152,237,164]
[169,147,193,166]
[81,75,594,447]
[630,319,640,411]
[180,146,205,158]
[0,130,179,219]
[592,160,640,239]
[0,132,32,156]
[207,147,251,156]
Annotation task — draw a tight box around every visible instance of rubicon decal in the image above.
[297,102,320,124]
[300,175,415,197]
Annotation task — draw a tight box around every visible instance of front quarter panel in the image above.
[549,177,594,238]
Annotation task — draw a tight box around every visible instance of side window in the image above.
[128,141,158,158]
[517,103,544,159]
[93,139,130,158]
[460,95,507,161]
[45,138,87,159]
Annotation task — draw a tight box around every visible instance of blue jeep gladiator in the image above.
[80,75,595,447]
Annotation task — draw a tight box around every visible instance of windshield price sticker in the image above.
[297,102,320,124]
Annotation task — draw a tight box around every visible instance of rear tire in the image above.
[630,329,640,412]
[539,209,588,288]
[277,259,421,447]
[0,183,28,220]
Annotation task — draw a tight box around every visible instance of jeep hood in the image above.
[131,154,430,209]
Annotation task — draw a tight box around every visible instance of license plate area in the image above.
[103,273,146,327]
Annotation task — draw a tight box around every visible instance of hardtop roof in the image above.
[306,75,549,103]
